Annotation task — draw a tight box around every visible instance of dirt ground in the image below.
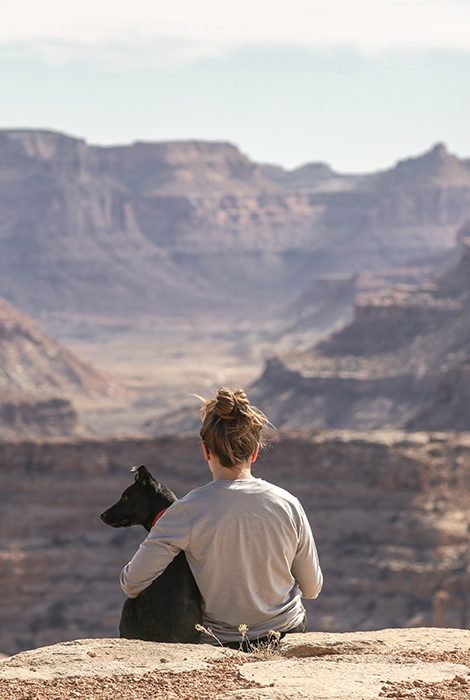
[0,657,262,700]
[1,630,469,700]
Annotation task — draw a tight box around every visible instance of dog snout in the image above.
[100,511,108,522]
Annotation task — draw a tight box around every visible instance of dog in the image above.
[100,465,202,643]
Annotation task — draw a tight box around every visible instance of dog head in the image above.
[100,465,176,530]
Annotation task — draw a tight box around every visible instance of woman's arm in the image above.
[120,502,190,598]
[291,502,323,599]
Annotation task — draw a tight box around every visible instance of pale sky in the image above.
[1,0,469,171]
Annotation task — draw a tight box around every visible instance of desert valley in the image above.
[0,128,469,659]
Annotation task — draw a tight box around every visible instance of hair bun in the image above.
[233,389,249,408]
[214,387,235,419]
[198,385,270,468]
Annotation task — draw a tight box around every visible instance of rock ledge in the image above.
[1,628,469,699]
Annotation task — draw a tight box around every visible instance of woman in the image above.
[120,387,323,646]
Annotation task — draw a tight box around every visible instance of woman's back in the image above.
[151,476,322,643]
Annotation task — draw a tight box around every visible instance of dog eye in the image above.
[122,494,129,501]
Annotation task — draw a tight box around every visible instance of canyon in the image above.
[1,130,469,321]
[1,133,469,671]
[249,234,470,432]
[1,430,468,656]
[2,130,470,436]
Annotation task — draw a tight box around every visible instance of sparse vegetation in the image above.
[195,623,282,659]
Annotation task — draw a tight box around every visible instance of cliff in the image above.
[0,392,80,440]
[251,236,470,430]
[1,130,470,315]
[0,296,121,438]
[377,142,470,188]
[0,630,469,699]
[1,430,468,655]
[0,297,118,397]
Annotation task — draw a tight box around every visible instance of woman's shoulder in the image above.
[177,481,215,503]
[252,478,302,508]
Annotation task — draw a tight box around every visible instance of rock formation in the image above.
[1,130,469,316]
[0,297,118,397]
[0,430,468,655]
[251,235,470,431]
[0,629,469,699]
[0,296,120,438]
[0,392,79,440]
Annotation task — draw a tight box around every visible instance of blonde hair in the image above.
[196,387,269,468]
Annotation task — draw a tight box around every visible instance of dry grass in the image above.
[195,623,283,660]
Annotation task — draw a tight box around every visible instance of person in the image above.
[120,386,323,646]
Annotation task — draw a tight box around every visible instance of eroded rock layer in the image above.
[0,296,121,438]
[0,393,79,440]
[252,237,470,430]
[0,430,468,655]
[1,130,470,315]
[0,297,117,397]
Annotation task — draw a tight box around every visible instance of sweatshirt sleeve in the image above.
[120,501,190,598]
[291,501,323,599]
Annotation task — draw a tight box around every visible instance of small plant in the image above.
[250,629,282,660]
[195,623,223,646]
[238,623,250,649]
[195,623,282,658]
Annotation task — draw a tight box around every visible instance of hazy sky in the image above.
[1,0,469,171]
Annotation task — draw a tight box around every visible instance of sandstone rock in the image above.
[0,637,227,680]
[377,142,470,188]
[0,392,80,439]
[408,361,470,431]
[0,295,122,438]
[251,236,470,431]
[260,160,342,191]
[0,296,119,398]
[1,130,470,316]
[0,630,469,700]
[0,431,469,655]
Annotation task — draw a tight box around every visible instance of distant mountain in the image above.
[260,160,348,191]
[1,130,470,316]
[376,142,470,187]
[0,297,118,397]
[95,139,279,196]
[250,231,470,431]
[0,296,120,437]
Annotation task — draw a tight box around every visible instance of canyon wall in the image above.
[1,131,470,316]
[0,296,118,398]
[0,296,121,439]
[0,394,79,440]
[251,237,470,431]
[0,430,468,655]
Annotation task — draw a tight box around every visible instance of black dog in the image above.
[100,465,202,643]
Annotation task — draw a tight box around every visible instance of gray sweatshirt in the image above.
[120,477,323,643]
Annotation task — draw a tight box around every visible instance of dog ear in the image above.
[130,465,149,483]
